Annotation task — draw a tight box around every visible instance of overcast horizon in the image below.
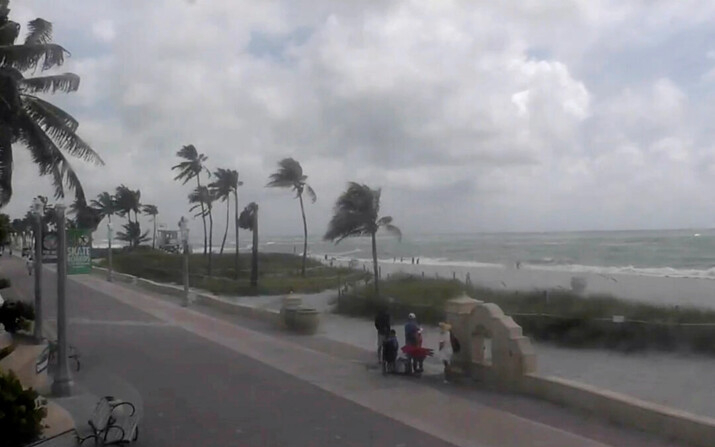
[6,1,715,237]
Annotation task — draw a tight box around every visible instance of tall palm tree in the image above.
[114,185,141,224]
[324,183,401,296]
[209,168,242,256]
[142,204,159,249]
[0,3,104,206]
[238,202,258,287]
[189,186,215,276]
[172,144,209,255]
[266,158,316,277]
[90,191,116,224]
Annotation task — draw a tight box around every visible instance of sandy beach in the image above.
[322,256,715,310]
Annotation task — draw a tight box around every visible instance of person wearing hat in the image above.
[438,322,454,383]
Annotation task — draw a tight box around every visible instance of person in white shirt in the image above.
[438,322,454,383]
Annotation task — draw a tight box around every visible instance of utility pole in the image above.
[31,197,44,344]
[52,204,74,396]
[107,222,113,282]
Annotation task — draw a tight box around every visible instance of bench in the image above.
[77,396,139,445]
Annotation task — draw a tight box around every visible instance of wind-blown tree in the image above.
[142,204,158,249]
[209,168,242,256]
[68,197,101,231]
[172,144,209,255]
[11,217,28,248]
[116,221,149,248]
[266,158,316,277]
[114,185,141,224]
[189,186,215,276]
[90,191,116,224]
[324,183,401,296]
[0,2,104,206]
[238,202,258,287]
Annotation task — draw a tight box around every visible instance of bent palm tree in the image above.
[114,185,141,224]
[172,144,209,255]
[69,197,101,231]
[209,168,242,256]
[142,204,158,249]
[0,3,104,206]
[324,183,401,296]
[266,158,316,277]
[238,202,258,287]
[189,186,215,276]
[90,191,116,224]
[116,221,149,248]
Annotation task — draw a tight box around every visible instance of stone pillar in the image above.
[445,295,481,368]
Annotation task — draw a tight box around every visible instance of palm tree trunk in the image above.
[299,193,308,277]
[234,191,239,280]
[208,206,214,276]
[196,176,208,255]
[152,217,157,249]
[251,210,258,287]
[220,200,229,254]
[371,231,379,296]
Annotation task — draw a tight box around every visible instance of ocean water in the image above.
[250,229,715,280]
[92,229,715,280]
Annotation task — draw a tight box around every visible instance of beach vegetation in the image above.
[141,204,159,249]
[338,275,715,355]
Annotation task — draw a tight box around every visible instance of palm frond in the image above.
[21,95,78,130]
[176,144,198,160]
[383,223,402,241]
[16,112,86,202]
[266,157,304,188]
[304,184,317,203]
[0,43,68,71]
[142,204,158,216]
[22,96,103,164]
[19,73,79,93]
[376,216,392,226]
[25,19,52,45]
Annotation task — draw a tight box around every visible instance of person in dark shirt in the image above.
[374,307,391,363]
[382,329,399,373]
[404,313,421,372]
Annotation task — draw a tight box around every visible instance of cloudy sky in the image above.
[7,0,715,237]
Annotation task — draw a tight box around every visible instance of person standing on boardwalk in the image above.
[404,313,421,372]
[438,322,455,383]
[374,307,391,363]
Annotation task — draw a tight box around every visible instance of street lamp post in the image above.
[52,203,73,396]
[179,217,190,307]
[107,222,113,282]
[31,197,44,344]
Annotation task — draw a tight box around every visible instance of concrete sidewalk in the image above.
[72,274,619,447]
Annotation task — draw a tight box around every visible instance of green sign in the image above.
[67,229,92,274]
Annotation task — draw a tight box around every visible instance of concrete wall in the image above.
[446,295,715,447]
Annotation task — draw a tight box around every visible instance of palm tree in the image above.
[189,186,215,276]
[90,191,116,224]
[238,202,258,287]
[142,204,159,249]
[209,168,243,257]
[114,185,141,224]
[0,3,104,206]
[324,183,401,296]
[266,158,316,277]
[172,144,209,255]
[69,197,101,231]
[116,221,149,248]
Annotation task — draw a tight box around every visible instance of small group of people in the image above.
[374,308,458,382]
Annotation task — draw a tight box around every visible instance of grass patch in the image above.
[338,275,715,355]
[99,248,368,296]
